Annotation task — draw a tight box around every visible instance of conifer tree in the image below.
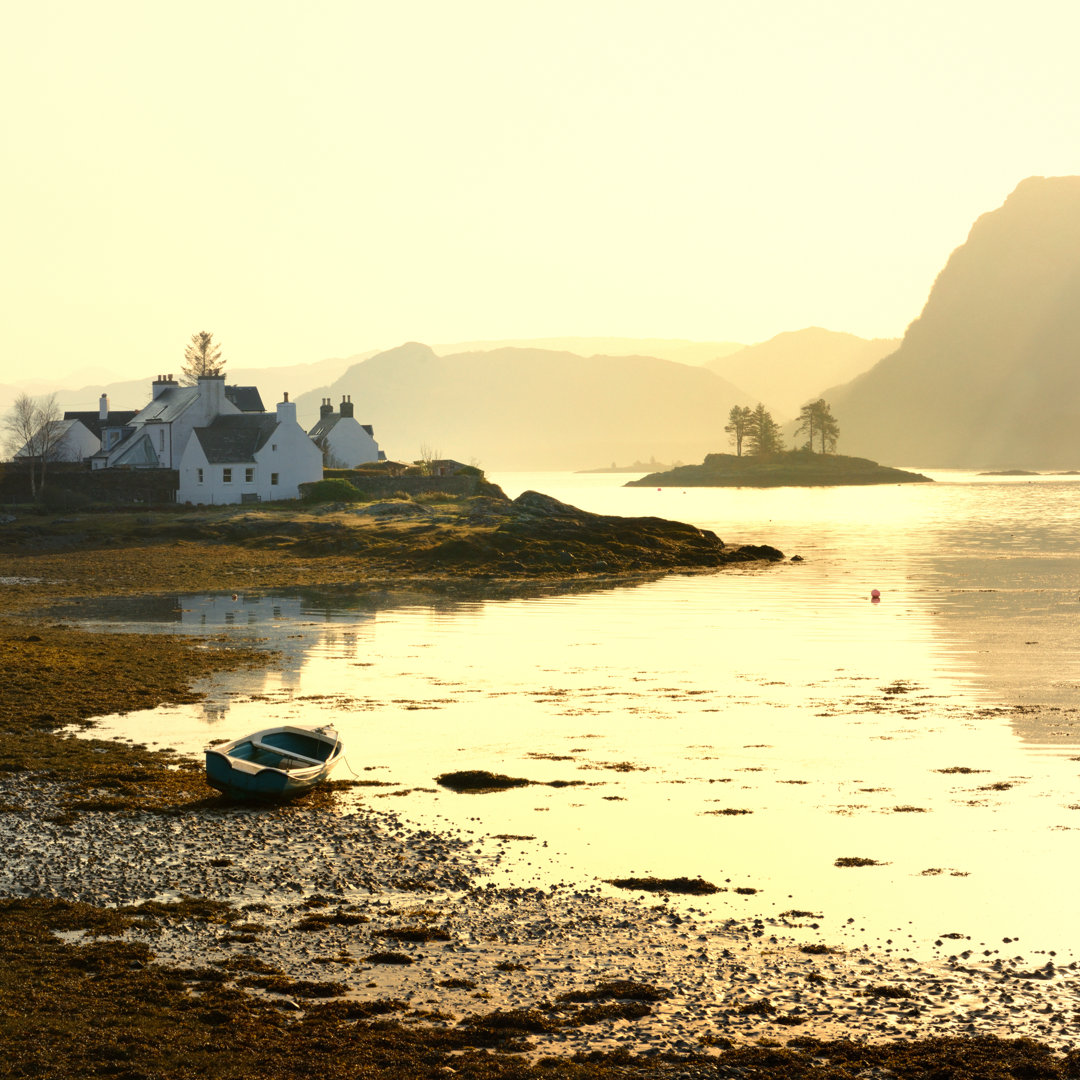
[747,403,783,455]
[181,331,225,383]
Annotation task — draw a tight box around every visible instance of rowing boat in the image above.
[205,725,343,799]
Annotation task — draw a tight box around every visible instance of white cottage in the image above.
[177,393,323,504]
[307,395,383,468]
[15,418,100,464]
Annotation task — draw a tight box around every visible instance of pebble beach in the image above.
[6,769,1080,1059]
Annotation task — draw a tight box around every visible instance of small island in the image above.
[626,450,933,488]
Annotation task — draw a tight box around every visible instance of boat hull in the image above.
[204,725,343,800]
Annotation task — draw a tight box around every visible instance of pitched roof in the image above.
[308,414,342,440]
[192,414,279,463]
[62,410,138,439]
[308,415,377,441]
[131,385,199,424]
[224,386,264,412]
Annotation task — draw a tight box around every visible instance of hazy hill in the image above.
[705,328,899,419]
[294,343,754,469]
[829,176,1080,468]
[434,336,746,367]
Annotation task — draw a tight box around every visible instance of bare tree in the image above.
[181,331,225,383]
[3,392,63,497]
[417,443,442,476]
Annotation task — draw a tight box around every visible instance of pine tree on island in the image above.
[747,403,783,455]
[795,399,840,453]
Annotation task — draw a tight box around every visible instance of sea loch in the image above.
[79,469,1080,965]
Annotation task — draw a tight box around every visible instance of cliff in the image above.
[829,176,1080,468]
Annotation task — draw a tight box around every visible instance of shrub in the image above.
[303,478,362,503]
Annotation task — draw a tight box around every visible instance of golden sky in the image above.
[3,0,1079,383]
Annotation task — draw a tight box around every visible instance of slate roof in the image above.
[308,414,342,441]
[132,386,198,424]
[130,384,263,425]
[225,386,264,412]
[62,410,137,439]
[308,416,377,440]
[192,415,279,463]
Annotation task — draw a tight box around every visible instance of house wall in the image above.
[176,409,323,505]
[53,423,100,463]
[323,418,381,468]
[255,418,324,501]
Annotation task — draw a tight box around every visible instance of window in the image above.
[270,473,279,486]
[223,468,232,483]
[271,443,277,452]
[158,429,165,450]
[245,467,254,483]
[197,468,204,484]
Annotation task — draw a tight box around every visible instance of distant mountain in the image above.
[705,328,899,419]
[294,343,754,470]
[829,176,1080,468]
[433,336,746,367]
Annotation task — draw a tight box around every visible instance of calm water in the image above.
[77,470,1080,962]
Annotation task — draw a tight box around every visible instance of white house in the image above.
[307,395,384,467]
[177,393,323,504]
[14,394,137,464]
[15,418,99,464]
[94,374,264,470]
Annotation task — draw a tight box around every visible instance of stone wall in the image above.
[0,463,179,507]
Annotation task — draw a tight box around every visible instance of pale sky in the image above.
[3,0,1079,384]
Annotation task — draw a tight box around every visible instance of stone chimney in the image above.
[320,397,333,419]
[276,391,297,425]
[99,393,109,421]
[196,373,226,416]
[152,374,178,400]
[340,394,354,419]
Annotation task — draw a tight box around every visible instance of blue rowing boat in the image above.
[205,725,343,799]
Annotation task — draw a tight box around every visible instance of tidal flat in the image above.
[4,498,1080,1077]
